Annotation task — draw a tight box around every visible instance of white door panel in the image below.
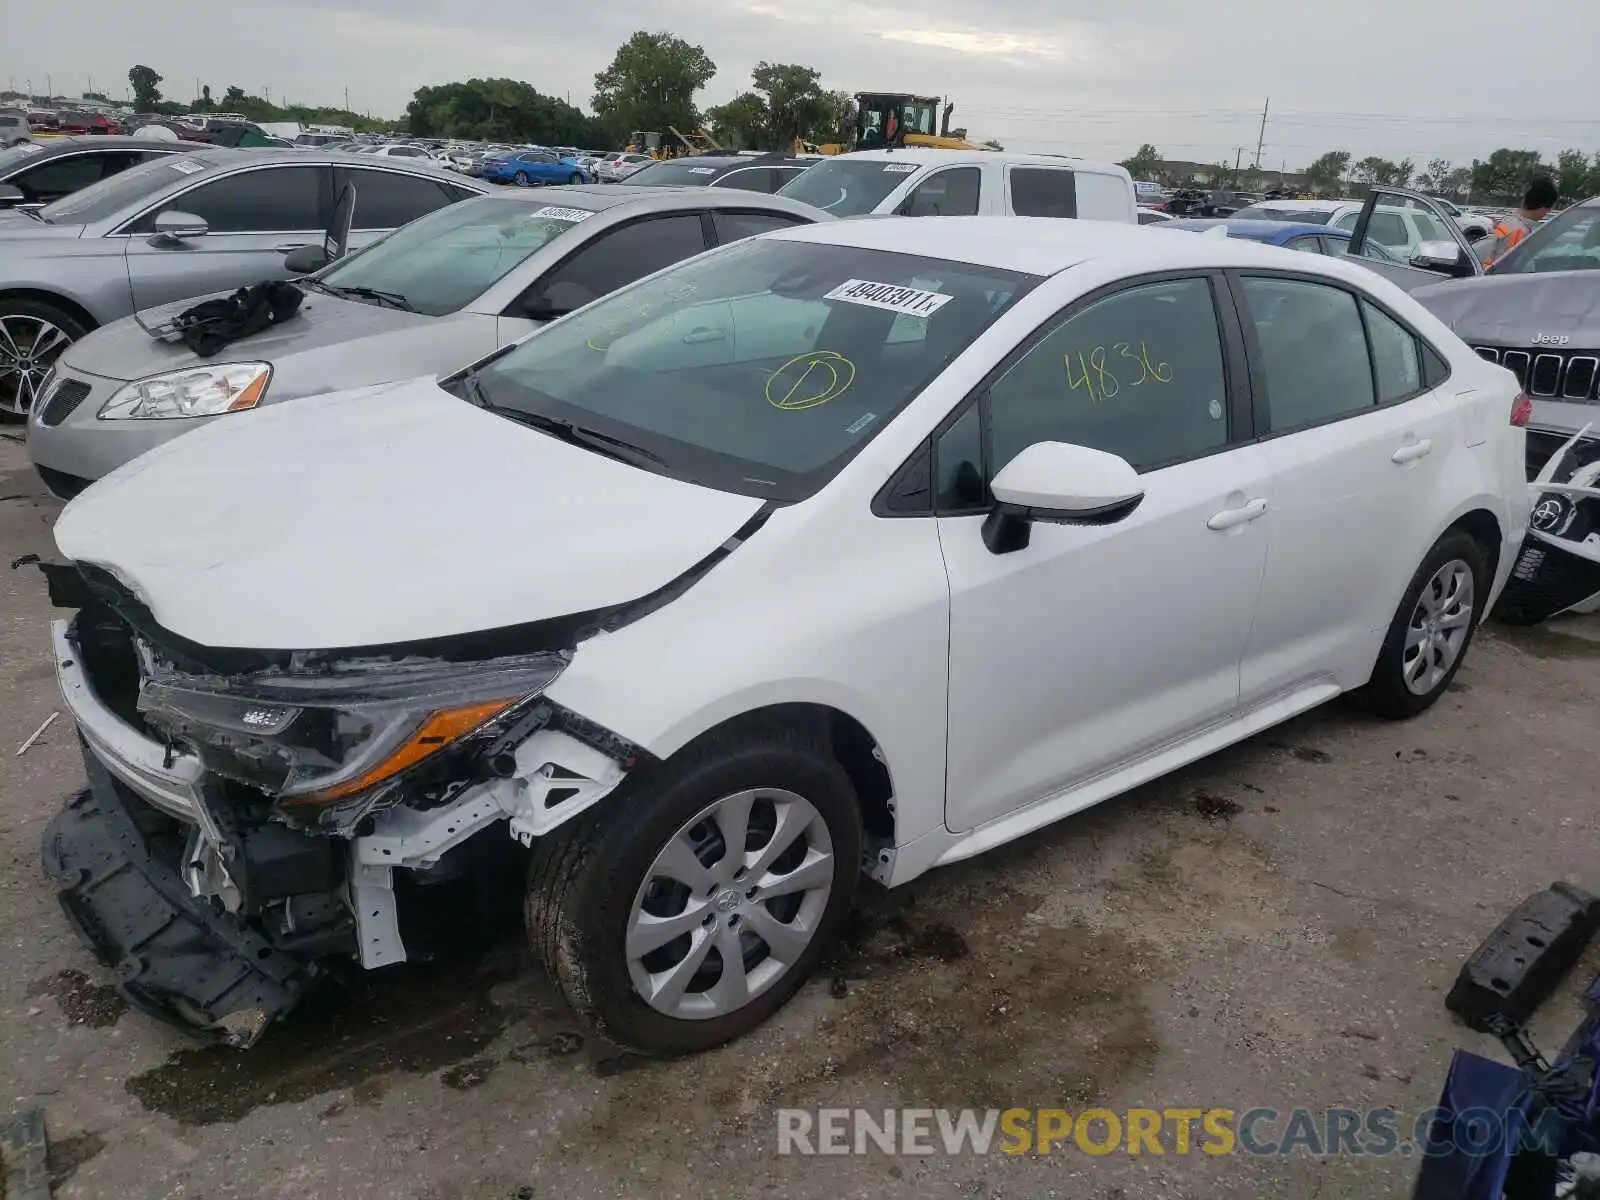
[1241,392,1454,700]
[942,447,1273,832]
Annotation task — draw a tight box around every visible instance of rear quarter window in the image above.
[1009,168,1076,219]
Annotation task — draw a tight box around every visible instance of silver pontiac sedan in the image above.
[0,148,488,419]
[26,186,829,495]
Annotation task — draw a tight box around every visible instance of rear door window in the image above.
[517,214,710,315]
[1241,276,1376,430]
[1008,167,1076,218]
[339,166,459,229]
[710,210,811,243]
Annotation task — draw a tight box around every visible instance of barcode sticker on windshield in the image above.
[689,167,716,175]
[882,162,919,173]
[15,142,44,155]
[824,279,953,318]
[167,158,205,174]
[531,206,593,222]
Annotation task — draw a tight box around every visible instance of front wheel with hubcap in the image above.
[1360,529,1487,718]
[526,723,862,1055]
[0,299,86,422]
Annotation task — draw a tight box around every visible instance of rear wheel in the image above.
[0,298,87,422]
[514,170,530,187]
[1360,529,1487,717]
[526,722,862,1055]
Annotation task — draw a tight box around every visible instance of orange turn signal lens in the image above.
[226,370,272,412]
[286,697,519,806]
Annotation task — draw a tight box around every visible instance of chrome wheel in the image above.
[0,313,73,417]
[1402,558,1475,695]
[626,787,835,1021]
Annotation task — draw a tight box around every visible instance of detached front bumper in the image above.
[42,750,312,1047]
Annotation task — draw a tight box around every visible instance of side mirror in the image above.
[1411,239,1464,272]
[0,184,24,206]
[283,244,330,274]
[982,441,1144,555]
[150,210,208,244]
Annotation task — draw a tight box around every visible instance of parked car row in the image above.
[20,172,1531,1063]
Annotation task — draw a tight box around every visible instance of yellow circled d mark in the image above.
[766,351,857,411]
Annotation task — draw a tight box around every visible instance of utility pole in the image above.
[1253,96,1269,169]
[344,85,350,111]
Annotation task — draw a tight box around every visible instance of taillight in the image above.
[1510,393,1533,427]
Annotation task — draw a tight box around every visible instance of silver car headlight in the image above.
[97,362,272,420]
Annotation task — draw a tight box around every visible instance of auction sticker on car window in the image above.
[882,162,918,173]
[167,158,205,174]
[531,206,593,222]
[689,167,716,175]
[824,278,953,317]
[14,142,44,155]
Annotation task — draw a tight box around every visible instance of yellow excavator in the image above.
[798,92,991,156]
[625,127,723,160]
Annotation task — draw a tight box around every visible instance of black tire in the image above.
[526,720,863,1056]
[0,296,90,424]
[1360,529,1488,718]
[568,172,582,184]
[514,171,529,187]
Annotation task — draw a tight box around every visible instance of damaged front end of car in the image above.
[37,565,649,1048]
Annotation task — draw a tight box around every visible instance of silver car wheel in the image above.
[0,314,72,417]
[626,787,835,1021]
[1402,558,1475,695]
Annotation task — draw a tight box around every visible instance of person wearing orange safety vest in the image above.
[1483,177,1558,269]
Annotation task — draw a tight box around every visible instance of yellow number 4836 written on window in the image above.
[1065,342,1174,404]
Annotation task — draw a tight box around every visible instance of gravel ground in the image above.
[2,434,1596,1199]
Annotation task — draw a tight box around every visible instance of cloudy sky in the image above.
[7,0,1599,170]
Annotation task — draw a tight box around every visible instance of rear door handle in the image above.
[274,242,311,253]
[1392,437,1433,464]
[1207,497,1268,531]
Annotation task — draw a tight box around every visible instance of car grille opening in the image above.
[1474,347,1599,402]
[37,378,92,426]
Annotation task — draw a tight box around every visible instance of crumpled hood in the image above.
[60,288,440,387]
[53,376,766,650]
[1413,272,1600,344]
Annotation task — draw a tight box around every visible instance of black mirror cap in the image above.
[981,494,1144,555]
[283,245,330,274]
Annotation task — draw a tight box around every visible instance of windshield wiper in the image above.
[487,405,666,470]
[320,283,416,312]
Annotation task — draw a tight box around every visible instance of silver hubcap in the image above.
[1402,559,1475,695]
[0,315,72,417]
[626,788,835,1020]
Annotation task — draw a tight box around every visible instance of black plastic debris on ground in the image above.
[1,1106,51,1200]
[1446,882,1600,1031]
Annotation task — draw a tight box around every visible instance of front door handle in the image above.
[1207,497,1268,531]
[274,242,311,253]
[1392,437,1433,464]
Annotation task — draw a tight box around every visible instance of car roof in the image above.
[825,147,1129,173]
[5,135,214,159]
[766,214,1361,276]
[1164,218,1353,242]
[1240,198,1347,212]
[473,183,829,219]
[189,148,480,185]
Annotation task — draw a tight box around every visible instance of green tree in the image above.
[1352,156,1413,187]
[1303,150,1351,195]
[592,32,715,146]
[405,79,604,145]
[192,84,214,112]
[1416,157,1452,192]
[750,62,833,150]
[128,64,163,112]
[81,91,109,103]
[1470,149,1544,203]
[703,91,771,149]
[1555,149,1598,203]
[1120,143,1161,181]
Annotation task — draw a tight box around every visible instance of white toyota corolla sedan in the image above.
[39,217,1529,1054]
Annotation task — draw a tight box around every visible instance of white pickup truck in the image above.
[778,148,1138,223]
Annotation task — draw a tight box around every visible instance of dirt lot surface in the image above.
[2,435,1597,1199]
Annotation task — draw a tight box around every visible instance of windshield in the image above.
[317,196,595,315]
[40,154,208,224]
[0,142,48,174]
[1492,205,1600,275]
[778,158,915,215]
[1234,204,1332,225]
[622,160,728,187]
[465,237,1036,500]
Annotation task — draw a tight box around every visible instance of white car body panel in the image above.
[52,377,766,649]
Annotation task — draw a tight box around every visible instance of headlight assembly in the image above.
[135,653,568,819]
[98,362,272,420]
